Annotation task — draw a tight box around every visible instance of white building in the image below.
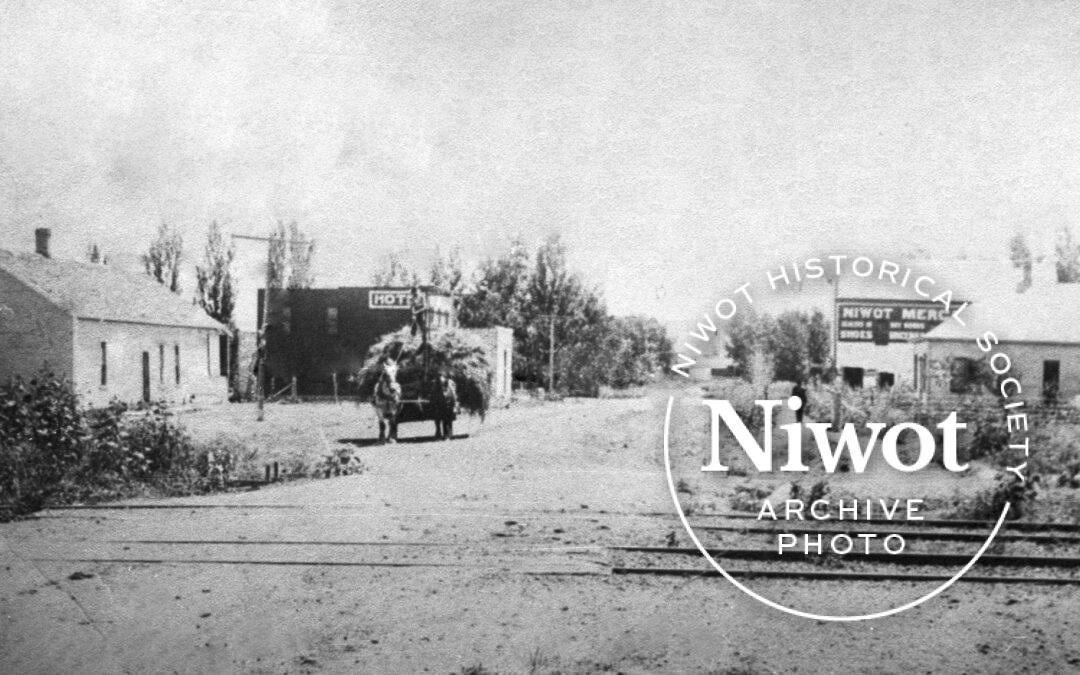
[0,231,229,407]
[913,285,1080,402]
[831,258,1026,388]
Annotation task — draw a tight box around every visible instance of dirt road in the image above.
[2,386,1079,674]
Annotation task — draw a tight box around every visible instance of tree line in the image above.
[724,307,831,385]
[135,224,671,395]
[138,219,316,329]
[373,235,674,395]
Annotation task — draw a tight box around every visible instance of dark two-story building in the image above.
[257,286,456,397]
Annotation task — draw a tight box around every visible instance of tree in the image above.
[773,311,810,383]
[286,221,315,289]
[429,246,464,308]
[458,234,672,393]
[748,348,775,398]
[371,251,418,286]
[806,308,831,373]
[458,238,531,329]
[606,315,674,387]
[143,222,183,293]
[725,308,830,383]
[267,220,316,290]
[522,234,595,389]
[1010,233,1033,292]
[724,308,775,378]
[1055,225,1080,283]
[194,221,236,326]
[267,221,289,290]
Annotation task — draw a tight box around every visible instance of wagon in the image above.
[356,327,492,441]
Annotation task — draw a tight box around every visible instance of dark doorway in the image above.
[877,372,895,389]
[1043,360,1061,403]
[141,351,151,403]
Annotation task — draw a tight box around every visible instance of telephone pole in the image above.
[548,314,555,394]
[232,232,308,421]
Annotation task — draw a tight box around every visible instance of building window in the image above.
[326,307,338,335]
[100,342,107,386]
[174,344,181,385]
[949,357,983,394]
[842,367,864,388]
[159,344,165,383]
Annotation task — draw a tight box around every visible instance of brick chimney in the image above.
[34,228,51,258]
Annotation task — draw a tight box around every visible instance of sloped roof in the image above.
[834,258,1019,302]
[919,285,1080,345]
[0,250,226,331]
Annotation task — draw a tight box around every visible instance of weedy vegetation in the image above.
[0,370,252,518]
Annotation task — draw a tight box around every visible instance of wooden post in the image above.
[332,372,339,405]
[264,464,271,483]
[273,462,279,481]
[832,390,842,431]
[290,376,297,402]
[548,314,555,397]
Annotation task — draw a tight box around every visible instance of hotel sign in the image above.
[368,290,412,309]
[836,299,965,344]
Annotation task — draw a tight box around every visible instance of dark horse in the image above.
[430,371,459,440]
[372,360,402,443]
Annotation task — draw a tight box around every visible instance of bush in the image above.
[729,483,772,512]
[953,472,1037,520]
[701,379,773,433]
[0,372,87,513]
[1,369,245,517]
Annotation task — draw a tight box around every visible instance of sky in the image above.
[3,0,1080,334]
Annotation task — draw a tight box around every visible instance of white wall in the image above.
[837,341,917,387]
[74,319,227,407]
[917,338,1080,402]
[461,326,513,400]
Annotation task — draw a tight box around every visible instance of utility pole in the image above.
[548,314,555,395]
[232,232,308,422]
[829,270,840,382]
[257,249,269,421]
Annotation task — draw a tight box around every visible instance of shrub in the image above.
[701,380,767,432]
[954,472,1037,521]
[1,369,247,516]
[967,412,1011,460]
[729,483,772,512]
[0,372,87,513]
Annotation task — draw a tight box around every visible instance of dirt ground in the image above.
[2,383,1080,674]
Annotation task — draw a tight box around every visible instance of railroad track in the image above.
[612,514,1080,586]
[20,506,1080,587]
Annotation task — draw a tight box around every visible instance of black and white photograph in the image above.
[2,2,1080,673]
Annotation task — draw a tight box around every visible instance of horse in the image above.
[372,360,403,444]
[430,372,459,440]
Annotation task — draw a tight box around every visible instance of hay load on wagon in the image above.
[356,327,492,419]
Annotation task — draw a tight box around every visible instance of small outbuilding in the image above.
[0,234,229,407]
[912,287,1080,403]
